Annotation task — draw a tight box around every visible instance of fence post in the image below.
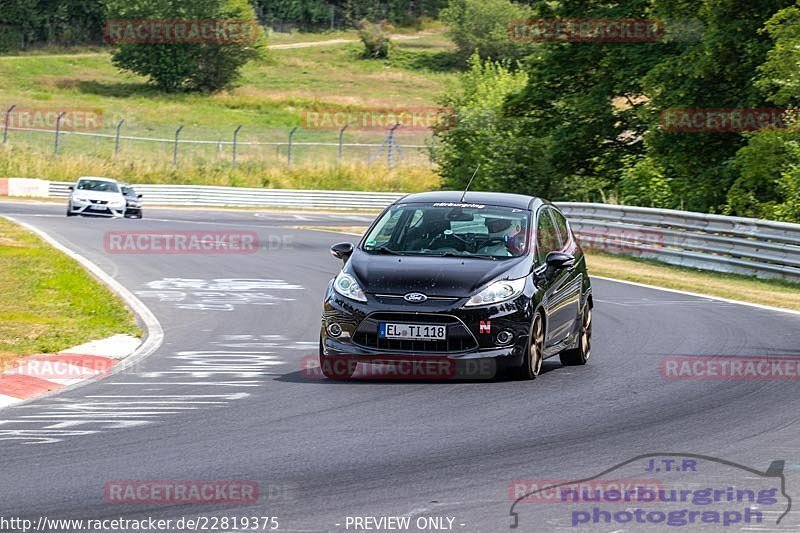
[232,125,242,166]
[114,119,125,156]
[54,112,66,154]
[288,126,298,168]
[338,124,348,162]
[387,123,400,169]
[3,104,16,144]
[173,125,184,167]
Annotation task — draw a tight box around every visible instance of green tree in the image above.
[440,0,533,63]
[107,0,266,92]
[433,54,531,191]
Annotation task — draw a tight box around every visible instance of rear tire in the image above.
[514,313,544,380]
[560,305,592,366]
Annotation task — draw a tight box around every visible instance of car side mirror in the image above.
[330,242,354,263]
[68,185,74,191]
[137,194,143,199]
[545,251,575,271]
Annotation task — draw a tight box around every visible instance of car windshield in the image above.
[121,187,136,197]
[77,180,119,193]
[362,203,530,259]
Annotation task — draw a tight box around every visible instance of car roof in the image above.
[396,191,542,210]
[76,176,119,183]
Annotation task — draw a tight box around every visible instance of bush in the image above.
[728,128,800,221]
[433,54,529,190]
[440,0,533,64]
[358,20,392,59]
[106,0,266,92]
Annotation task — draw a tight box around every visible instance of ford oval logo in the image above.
[404,292,428,303]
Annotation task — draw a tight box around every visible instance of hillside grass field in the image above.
[0,29,456,191]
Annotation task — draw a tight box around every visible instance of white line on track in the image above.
[593,275,800,318]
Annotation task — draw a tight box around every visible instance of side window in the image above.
[536,209,560,263]
[551,209,570,248]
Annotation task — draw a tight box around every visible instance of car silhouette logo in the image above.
[404,292,428,303]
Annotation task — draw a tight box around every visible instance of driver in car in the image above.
[480,217,526,257]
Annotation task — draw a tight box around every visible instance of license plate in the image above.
[379,323,446,340]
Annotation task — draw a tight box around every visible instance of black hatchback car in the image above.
[320,191,593,380]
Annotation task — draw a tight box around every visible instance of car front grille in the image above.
[353,313,478,354]
[90,200,108,205]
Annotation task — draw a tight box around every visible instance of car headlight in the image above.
[333,271,367,302]
[73,196,88,203]
[464,277,526,307]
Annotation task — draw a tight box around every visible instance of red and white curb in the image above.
[0,334,141,409]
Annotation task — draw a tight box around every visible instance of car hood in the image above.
[348,250,531,297]
[73,190,122,202]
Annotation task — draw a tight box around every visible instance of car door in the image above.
[535,207,580,349]
[550,208,582,342]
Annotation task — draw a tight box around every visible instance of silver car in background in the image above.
[66,177,127,218]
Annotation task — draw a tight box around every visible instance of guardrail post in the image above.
[3,104,16,144]
[173,125,184,168]
[338,124,348,162]
[232,125,242,166]
[114,119,125,156]
[54,112,66,154]
[288,126,298,168]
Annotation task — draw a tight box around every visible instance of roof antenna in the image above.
[460,164,480,202]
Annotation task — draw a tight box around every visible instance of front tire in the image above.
[66,203,75,217]
[515,312,544,380]
[560,305,592,366]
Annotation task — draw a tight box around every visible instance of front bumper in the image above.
[321,285,535,375]
[69,200,125,217]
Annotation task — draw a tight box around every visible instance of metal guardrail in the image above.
[48,182,800,282]
[558,203,800,282]
[49,182,404,210]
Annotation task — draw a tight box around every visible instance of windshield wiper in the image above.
[433,252,497,260]
[367,245,404,255]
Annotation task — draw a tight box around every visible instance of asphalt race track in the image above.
[1,201,799,532]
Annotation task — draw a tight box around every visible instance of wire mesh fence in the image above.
[0,106,436,169]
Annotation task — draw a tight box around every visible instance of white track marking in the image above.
[593,276,800,318]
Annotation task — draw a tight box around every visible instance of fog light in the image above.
[327,323,343,337]
[496,330,514,345]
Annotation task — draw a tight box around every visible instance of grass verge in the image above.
[0,217,141,368]
[295,225,800,312]
[0,147,442,192]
